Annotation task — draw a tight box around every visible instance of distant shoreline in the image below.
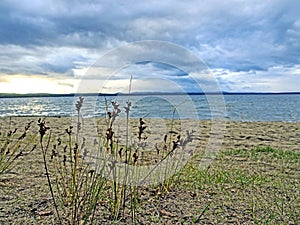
[1,92,300,98]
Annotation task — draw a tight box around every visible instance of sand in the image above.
[0,116,299,224]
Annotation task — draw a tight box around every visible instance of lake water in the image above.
[0,94,299,122]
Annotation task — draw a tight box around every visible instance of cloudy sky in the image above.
[0,0,299,93]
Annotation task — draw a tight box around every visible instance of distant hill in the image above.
[0,92,300,98]
[0,93,75,98]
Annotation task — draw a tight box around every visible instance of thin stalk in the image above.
[122,75,132,216]
[163,107,177,190]
[125,75,132,163]
[130,185,138,224]
[40,131,62,223]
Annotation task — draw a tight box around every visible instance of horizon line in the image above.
[1,91,300,98]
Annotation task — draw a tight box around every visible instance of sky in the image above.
[0,0,300,94]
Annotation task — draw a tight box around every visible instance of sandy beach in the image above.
[0,116,299,224]
[2,116,299,152]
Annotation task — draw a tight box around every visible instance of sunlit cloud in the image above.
[0,74,75,94]
[214,65,300,92]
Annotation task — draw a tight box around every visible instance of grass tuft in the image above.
[0,118,36,176]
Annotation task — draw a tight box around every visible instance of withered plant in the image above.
[0,118,36,176]
[39,97,108,225]
[96,95,196,223]
[39,94,196,224]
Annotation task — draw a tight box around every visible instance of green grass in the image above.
[223,146,300,162]
[172,146,300,224]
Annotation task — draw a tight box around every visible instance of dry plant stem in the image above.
[73,97,83,224]
[142,109,177,186]
[72,144,80,224]
[40,130,62,223]
[164,108,180,190]
[104,98,122,219]
[68,129,80,222]
[125,75,132,162]
[0,120,35,175]
[66,129,78,223]
[122,77,132,218]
